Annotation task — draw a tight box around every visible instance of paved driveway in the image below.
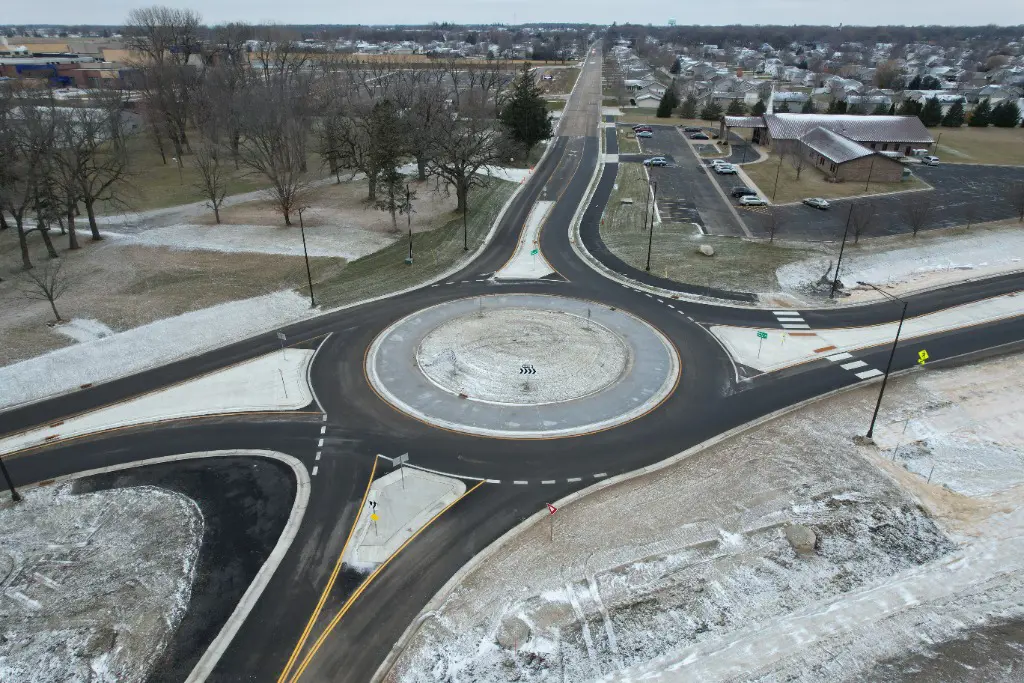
[625,124,747,236]
[730,160,1024,241]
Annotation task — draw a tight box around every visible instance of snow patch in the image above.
[53,318,115,343]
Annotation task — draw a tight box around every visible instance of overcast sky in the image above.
[7,1,1024,29]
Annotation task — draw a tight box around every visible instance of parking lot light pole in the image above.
[406,184,414,263]
[859,281,909,440]
[830,203,855,299]
[642,173,652,233]
[1,457,21,502]
[772,153,783,201]
[463,201,468,251]
[645,181,658,271]
[864,156,875,192]
[298,208,315,308]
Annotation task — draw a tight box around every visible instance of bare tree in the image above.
[901,194,933,237]
[70,98,132,240]
[375,171,415,233]
[427,104,506,213]
[850,201,877,243]
[789,148,807,180]
[237,82,311,226]
[396,71,447,181]
[762,205,784,243]
[21,259,71,323]
[192,143,228,223]
[1009,182,1024,222]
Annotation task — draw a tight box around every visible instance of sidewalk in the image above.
[344,468,465,569]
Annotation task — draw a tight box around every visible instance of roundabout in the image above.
[366,294,680,438]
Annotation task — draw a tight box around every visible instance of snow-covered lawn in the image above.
[0,350,314,454]
[53,319,115,343]
[0,484,203,683]
[777,224,1024,303]
[0,290,313,411]
[384,352,1024,683]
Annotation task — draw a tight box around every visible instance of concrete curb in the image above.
[371,341,1023,682]
[17,449,310,683]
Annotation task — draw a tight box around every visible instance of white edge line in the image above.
[404,462,488,482]
[15,449,312,683]
[306,333,331,415]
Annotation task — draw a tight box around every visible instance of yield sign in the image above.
[546,503,557,515]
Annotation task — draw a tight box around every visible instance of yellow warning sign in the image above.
[918,350,929,365]
[370,513,379,521]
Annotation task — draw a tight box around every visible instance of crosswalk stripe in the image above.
[826,352,854,362]
[855,368,884,379]
[842,360,868,370]
[781,323,810,329]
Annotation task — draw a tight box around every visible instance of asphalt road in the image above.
[1,47,1022,683]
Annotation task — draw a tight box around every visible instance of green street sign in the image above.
[757,331,768,339]
[530,248,539,256]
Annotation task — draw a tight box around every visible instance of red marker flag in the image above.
[546,503,557,515]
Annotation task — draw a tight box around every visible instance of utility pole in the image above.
[298,208,315,308]
[0,457,21,502]
[645,181,658,271]
[772,151,784,201]
[864,155,875,192]
[642,172,652,233]
[860,282,909,440]
[406,184,413,263]
[830,203,854,299]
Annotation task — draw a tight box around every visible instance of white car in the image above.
[714,164,738,174]
[739,195,767,206]
[921,155,940,166]
[803,197,831,210]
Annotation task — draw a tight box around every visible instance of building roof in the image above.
[764,113,933,144]
[723,115,766,128]
[799,127,873,164]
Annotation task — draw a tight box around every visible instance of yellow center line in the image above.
[276,455,380,683]
[288,480,487,683]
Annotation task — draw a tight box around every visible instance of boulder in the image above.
[495,616,531,649]
[785,524,817,554]
[697,244,715,257]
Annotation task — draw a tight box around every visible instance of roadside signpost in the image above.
[547,503,557,541]
[918,350,929,365]
[393,452,410,489]
[756,330,768,358]
[369,500,379,537]
[277,331,287,358]
[530,246,539,268]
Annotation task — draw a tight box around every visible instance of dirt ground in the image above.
[0,232,340,367]
[536,67,580,96]
[742,153,928,204]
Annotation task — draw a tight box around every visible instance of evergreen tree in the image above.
[800,98,816,113]
[968,98,991,127]
[726,99,747,115]
[908,74,922,89]
[751,99,767,116]
[872,102,890,115]
[898,98,922,117]
[826,99,840,114]
[847,102,865,115]
[941,100,965,127]
[919,96,943,126]
[776,100,791,113]
[700,100,723,121]
[679,96,697,119]
[921,75,941,90]
[669,59,680,75]
[991,99,1022,127]
[656,88,679,118]
[499,62,553,155]
[888,102,897,115]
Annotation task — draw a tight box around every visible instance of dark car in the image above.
[689,132,709,140]
[683,126,703,133]
[633,126,653,134]
[632,124,653,131]
[730,187,757,198]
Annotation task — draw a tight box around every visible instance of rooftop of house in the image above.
[799,126,874,164]
[764,113,933,144]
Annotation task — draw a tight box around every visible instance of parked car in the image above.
[633,127,653,134]
[714,164,738,174]
[632,124,653,131]
[803,197,831,210]
[921,155,940,166]
[683,126,703,133]
[739,195,768,206]
[636,130,653,138]
[730,187,757,198]
[542,74,554,81]
[643,156,668,167]
[689,132,709,140]
[710,159,730,166]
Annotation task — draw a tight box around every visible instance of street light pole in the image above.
[772,151,783,201]
[642,173,652,233]
[864,155,875,192]
[860,281,909,440]
[406,184,413,262]
[298,208,315,308]
[462,198,468,251]
[0,457,21,502]
[830,203,855,299]
[645,180,658,271]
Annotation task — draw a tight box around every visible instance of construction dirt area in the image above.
[0,175,460,367]
[386,350,1024,682]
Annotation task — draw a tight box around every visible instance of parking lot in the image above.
[622,122,1024,243]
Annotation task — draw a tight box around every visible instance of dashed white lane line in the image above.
[476,279,488,282]
[645,293,652,298]
[856,368,885,379]
[542,480,556,484]
[317,438,324,448]
[781,323,811,329]
[594,473,607,478]
[514,480,529,485]
[668,304,675,309]
[315,452,321,461]
[320,425,326,434]
[826,352,854,362]
[841,360,868,370]
[312,466,319,476]
[657,298,664,303]
[486,479,501,484]
[445,281,455,285]
[431,284,439,287]
[568,477,582,482]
